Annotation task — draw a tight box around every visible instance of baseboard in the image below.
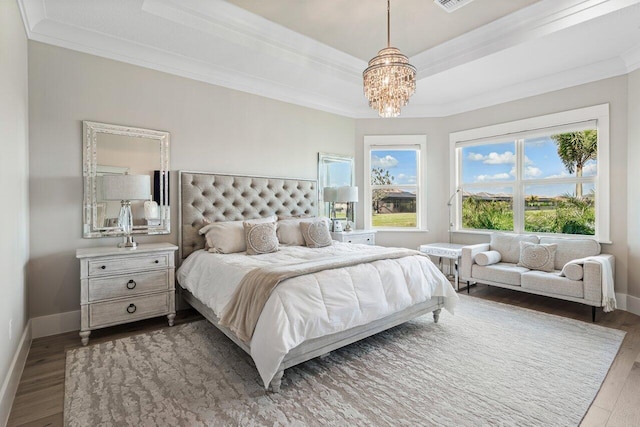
[626,293,640,316]
[31,310,80,339]
[0,320,31,427]
[615,292,627,311]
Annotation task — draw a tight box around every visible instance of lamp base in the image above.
[118,235,137,249]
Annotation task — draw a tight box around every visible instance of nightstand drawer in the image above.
[88,270,169,302]
[88,253,169,276]
[344,234,375,245]
[89,293,169,328]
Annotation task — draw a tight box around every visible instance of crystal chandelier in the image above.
[363,0,416,118]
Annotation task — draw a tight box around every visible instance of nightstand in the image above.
[331,229,377,245]
[76,242,178,345]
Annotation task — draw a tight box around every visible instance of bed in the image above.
[177,171,458,392]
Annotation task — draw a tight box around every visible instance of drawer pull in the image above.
[127,304,137,314]
[154,260,159,264]
[126,280,137,290]
[100,265,106,270]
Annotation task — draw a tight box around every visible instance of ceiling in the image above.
[18,0,640,118]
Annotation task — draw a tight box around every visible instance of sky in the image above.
[370,149,417,185]
[461,136,597,197]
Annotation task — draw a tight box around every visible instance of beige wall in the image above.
[356,76,629,295]
[627,69,640,299]
[0,0,29,413]
[28,42,355,318]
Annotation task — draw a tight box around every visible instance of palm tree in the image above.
[551,130,597,198]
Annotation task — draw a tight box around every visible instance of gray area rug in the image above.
[64,296,625,426]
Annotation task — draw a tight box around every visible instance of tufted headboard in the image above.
[179,171,317,260]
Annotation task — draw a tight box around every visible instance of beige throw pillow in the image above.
[199,216,276,254]
[561,263,584,281]
[243,221,279,255]
[276,217,315,246]
[299,220,332,248]
[517,241,557,272]
[474,250,501,266]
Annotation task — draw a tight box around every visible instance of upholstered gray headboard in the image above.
[179,171,317,260]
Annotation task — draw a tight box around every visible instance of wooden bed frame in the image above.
[177,171,445,392]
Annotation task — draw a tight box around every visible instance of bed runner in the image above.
[220,248,420,342]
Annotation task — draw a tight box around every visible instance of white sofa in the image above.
[460,233,614,321]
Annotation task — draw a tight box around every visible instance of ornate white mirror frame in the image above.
[318,152,355,218]
[83,121,170,238]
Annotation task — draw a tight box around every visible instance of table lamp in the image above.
[102,174,151,248]
[336,186,358,231]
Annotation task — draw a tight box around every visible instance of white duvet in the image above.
[177,242,458,388]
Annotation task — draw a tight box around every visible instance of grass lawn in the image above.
[372,213,416,227]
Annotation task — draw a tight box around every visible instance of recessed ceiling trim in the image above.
[621,44,640,72]
[412,0,640,78]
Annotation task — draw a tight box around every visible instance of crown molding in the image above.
[622,44,640,72]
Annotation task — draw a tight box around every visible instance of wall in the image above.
[28,41,355,319]
[0,0,30,418]
[627,69,640,301]
[356,76,629,295]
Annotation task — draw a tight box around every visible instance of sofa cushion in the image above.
[517,242,557,272]
[472,263,529,286]
[475,250,501,266]
[539,237,600,270]
[490,233,539,264]
[521,271,584,298]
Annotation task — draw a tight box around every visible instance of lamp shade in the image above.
[336,186,359,202]
[102,174,151,201]
[323,187,338,202]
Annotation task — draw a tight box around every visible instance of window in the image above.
[450,104,610,242]
[364,135,427,230]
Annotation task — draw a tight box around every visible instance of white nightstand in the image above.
[418,243,464,291]
[76,243,178,345]
[331,229,377,245]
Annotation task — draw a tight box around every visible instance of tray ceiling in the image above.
[18,0,640,118]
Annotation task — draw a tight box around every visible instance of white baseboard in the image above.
[0,320,31,427]
[626,293,640,316]
[615,292,627,311]
[31,310,80,339]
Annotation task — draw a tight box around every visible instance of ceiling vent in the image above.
[434,0,475,13]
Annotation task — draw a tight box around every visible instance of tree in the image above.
[371,167,394,214]
[551,130,597,198]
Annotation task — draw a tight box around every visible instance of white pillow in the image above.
[276,217,315,246]
[561,263,584,281]
[474,250,501,266]
[199,216,276,254]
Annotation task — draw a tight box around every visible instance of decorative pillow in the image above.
[561,263,584,281]
[517,242,558,272]
[243,221,279,255]
[490,233,539,264]
[276,217,315,246]
[299,220,332,248]
[474,250,502,266]
[199,216,276,254]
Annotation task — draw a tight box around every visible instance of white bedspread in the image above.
[177,242,458,388]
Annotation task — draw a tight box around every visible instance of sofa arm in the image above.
[583,254,615,304]
[460,243,490,280]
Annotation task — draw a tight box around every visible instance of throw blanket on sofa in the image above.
[221,248,420,342]
[561,256,616,312]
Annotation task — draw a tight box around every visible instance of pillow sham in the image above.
[243,220,279,255]
[299,220,332,248]
[517,241,557,272]
[199,216,276,254]
[276,217,315,246]
[474,250,501,266]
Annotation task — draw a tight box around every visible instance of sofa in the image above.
[460,233,614,321]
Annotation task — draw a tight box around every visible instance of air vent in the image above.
[434,0,475,13]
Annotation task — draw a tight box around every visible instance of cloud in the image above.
[583,162,598,175]
[372,155,398,168]
[468,151,534,165]
[525,166,542,178]
[476,173,511,181]
[397,173,416,184]
[545,171,570,179]
[468,153,485,161]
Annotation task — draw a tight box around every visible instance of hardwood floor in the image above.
[6,287,640,427]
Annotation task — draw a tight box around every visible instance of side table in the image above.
[418,243,464,291]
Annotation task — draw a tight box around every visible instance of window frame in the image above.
[449,104,610,242]
[364,135,428,231]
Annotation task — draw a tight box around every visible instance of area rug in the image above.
[64,296,625,426]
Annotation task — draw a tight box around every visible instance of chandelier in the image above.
[363,0,416,118]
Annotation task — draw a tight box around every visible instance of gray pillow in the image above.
[517,242,557,272]
[475,250,501,266]
[199,216,276,254]
[276,217,315,246]
[299,220,332,248]
[561,263,584,281]
[243,221,279,255]
[490,233,539,264]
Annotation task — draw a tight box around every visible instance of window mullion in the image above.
[514,139,524,233]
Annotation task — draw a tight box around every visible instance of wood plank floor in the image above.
[7,286,640,427]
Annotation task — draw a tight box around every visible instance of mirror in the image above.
[318,152,355,218]
[83,121,170,238]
